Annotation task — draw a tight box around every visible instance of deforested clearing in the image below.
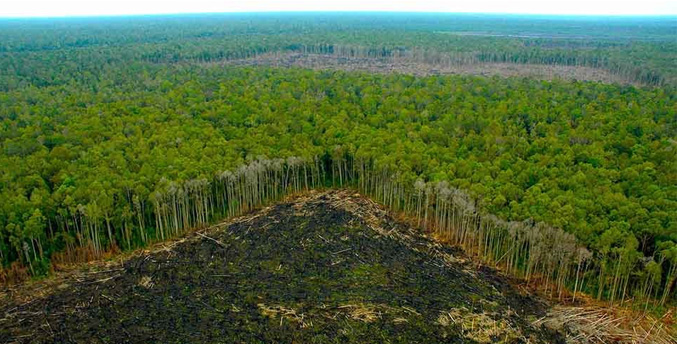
[3,190,674,343]
[1,190,564,343]
[221,52,636,85]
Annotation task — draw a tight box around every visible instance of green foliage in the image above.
[0,14,675,89]
[0,14,675,306]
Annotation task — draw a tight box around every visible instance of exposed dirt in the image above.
[221,52,635,85]
[0,190,565,343]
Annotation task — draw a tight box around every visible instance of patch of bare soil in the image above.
[0,190,565,343]
[221,52,635,85]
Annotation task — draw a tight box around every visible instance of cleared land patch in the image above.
[222,52,635,84]
[0,190,563,343]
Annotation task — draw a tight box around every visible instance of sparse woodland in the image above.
[0,14,676,313]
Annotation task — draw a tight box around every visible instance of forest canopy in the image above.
[0,14,676,307]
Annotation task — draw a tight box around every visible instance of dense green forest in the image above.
[0,14,676,309]
[1,13,676,87]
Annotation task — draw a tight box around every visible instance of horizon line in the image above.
[2,10,677,20]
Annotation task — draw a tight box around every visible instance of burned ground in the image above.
[0,190,564,343]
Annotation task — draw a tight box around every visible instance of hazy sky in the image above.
[1,0,676,17]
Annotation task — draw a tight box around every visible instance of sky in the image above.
[1,0,675,17]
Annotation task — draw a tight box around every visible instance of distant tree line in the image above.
[140,42,669,86]
[0,14,675,90]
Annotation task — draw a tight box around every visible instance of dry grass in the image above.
[257,301,421,330]
[337,304,382,323]
[258,303,313,328]
[138,275,154,289]
[534,306,676,344]
[436,306,526,343]
[333,303,421,324]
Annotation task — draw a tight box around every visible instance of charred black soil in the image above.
[0,190,564,343]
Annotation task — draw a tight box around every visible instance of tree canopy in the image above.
[0,14,675,308]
